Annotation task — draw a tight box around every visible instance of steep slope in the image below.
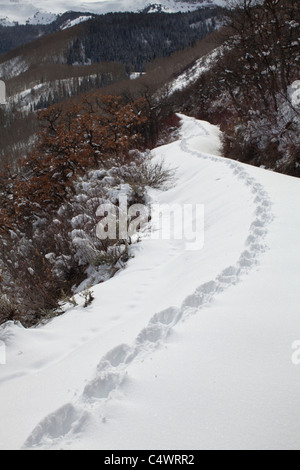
[0,115,299,450]
[0,8,221,79]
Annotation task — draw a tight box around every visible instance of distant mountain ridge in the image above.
[0,5,223,164]
[0,0,227,25]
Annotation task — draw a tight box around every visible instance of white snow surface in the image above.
[290,81,300,107]
[0,0,228,24]
[61,15,93,29]
[0,115,299,450]
[169,47,221,95]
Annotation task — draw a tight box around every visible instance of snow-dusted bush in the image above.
[184,0,300,175]
[0,92,175,326]
[0,153,173,326]
[221,79,300,174]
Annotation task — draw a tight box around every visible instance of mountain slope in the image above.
[0,1,228,24]
[0,115,299,450]
[0,12,222,170]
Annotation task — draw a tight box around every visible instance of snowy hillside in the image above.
[0,114,299,450]
[0,1,56,24]
[169,47,221,94]
[0,0,227,24]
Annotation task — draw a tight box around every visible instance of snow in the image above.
[26,10,57,25]
[0,16,15,26]
[169,48,221,95]
[0,114,299,450]
[0,2,58,25]
[0,57,29,81]
[61,16,93,30]
[289,81,300,107]
[0,1,228,25]
[5,75,99,113]
[130,72,146,80]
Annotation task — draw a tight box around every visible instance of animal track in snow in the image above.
[23,118,274,450]
[23,404,88,449]
[150,307,181,327]
[83,371,126,400]
[100,344,131,369]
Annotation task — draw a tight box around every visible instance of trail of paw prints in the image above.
[22,307,183,449]
[23,403,89,450]
[23,127,274,450]
[178,126,273,312]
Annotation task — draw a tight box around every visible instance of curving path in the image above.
[18,116,277,450]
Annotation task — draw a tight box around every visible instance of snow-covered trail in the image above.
[0,115,299,450]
